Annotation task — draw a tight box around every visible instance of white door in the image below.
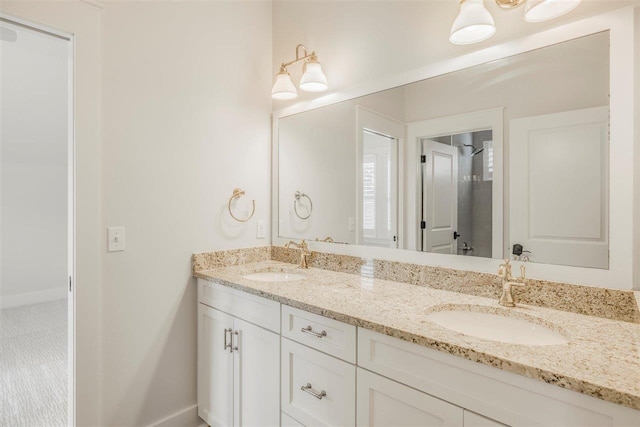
[356,368,463,427]
[361,131,398,248]
[510,106,609,268]
[198,304,234,427]
[422,140,459,254]
[356,106,404,248]
[234,318,280,427]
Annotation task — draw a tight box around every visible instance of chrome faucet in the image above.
[497,259,526,307]
[284,239,311,269]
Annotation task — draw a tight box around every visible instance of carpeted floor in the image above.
[0,299,67,426]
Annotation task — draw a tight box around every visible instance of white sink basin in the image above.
[242,271,305,282]
[426,310,568,346]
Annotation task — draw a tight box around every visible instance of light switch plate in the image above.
[348,217,355,231]
[108,227,125,252]
[257,220,266,239]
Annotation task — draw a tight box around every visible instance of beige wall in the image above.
[101,1,272,425]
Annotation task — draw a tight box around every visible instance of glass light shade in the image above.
[299,60,328,92]
[524,0,582,23]
[449,0,496,44]
[271,70,297,100]
[449,0,496,45]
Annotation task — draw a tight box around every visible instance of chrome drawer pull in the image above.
[301,325,327,338]
[301,383,326,400]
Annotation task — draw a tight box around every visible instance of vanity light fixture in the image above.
[272,44,328,100]
[450,0,583,45]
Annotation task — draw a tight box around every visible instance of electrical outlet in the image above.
[257,220,266,239]
[107,227,125,252]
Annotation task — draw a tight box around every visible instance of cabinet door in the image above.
[281,412,305,426]
[198,304,234,427]
[234,318,280,427]
[357,368,463,427]
[463,410,507,427]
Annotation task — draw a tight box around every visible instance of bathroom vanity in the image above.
[194,258,640,427]
[194,7,640,427]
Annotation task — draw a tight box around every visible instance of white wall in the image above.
[101,1,272,425]
[635,7,640,290]
[0,21,68,307]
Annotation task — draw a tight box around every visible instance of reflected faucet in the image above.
[497,259,526,307]
[284,239,311,269]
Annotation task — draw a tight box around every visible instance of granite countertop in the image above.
[194,260,640,411]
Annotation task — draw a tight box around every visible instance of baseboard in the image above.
[0,287,67,309]
[149,404,203,427]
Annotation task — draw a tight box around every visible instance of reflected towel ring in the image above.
[228,188,255,222]
[294,191,313,220]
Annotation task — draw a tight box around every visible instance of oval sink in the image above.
[426,310,568,346]
[242,271,305,282]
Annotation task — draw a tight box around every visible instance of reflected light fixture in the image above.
[272,44,328,100]
[450,0,583,45]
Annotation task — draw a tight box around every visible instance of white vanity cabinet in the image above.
[197,280,280,427]
[280,306,357,427]
[197,279,639,427]
[357,368,464,426]
[357,328,639,427]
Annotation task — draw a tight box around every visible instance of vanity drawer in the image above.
[197,279,280,333]
[282,305,356,363]
[281,337,356,427]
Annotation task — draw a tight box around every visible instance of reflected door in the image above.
[509,106,609,268]
[361,130,398,248]
[422,140,458,254]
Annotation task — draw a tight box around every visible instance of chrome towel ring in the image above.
[294,191,312,220]
[228,188,255,222]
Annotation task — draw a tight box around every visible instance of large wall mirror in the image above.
[276,31,610,271]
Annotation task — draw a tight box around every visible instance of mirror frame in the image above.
[272,7,638,290]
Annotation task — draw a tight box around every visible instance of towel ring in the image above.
[228,188,255,222]
[294,191,313,220]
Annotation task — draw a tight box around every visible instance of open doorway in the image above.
[0,16,74,426]
[420,130,493,257]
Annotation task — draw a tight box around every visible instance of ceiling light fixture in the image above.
[450,0,583,45]
[272,44,327,100]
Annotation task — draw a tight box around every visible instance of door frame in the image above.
[407,108,503,257]
[0,14,77,426]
